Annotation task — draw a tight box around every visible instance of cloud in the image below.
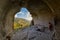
[25,12,32,21]
[15,7,32,21]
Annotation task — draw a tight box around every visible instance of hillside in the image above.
[14,18,31,30]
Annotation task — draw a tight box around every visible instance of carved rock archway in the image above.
[0,0,59,40]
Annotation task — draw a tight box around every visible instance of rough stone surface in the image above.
[11,25,54,40]
[0,0,60,40]
[55,21,60,40]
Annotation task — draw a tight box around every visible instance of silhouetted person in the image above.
[49,22,53,31]
[6,36,11,40]
[32,20,34,25]
[30,20,34,26]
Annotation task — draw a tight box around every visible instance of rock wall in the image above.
[33,13,54,27]
[0,0,10,40]
[0,0,60,40]
[55,21,60,40]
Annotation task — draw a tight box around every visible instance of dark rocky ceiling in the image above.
[11,0,60,12]
[0,0,60,20]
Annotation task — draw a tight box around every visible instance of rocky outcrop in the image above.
[11,25,54,40]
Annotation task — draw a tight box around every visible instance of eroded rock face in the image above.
[11,25,54,40]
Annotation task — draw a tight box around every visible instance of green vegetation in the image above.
[14,18,31,30]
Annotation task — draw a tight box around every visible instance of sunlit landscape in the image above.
[14,7,32,30]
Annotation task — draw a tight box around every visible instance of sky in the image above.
[15,7,32,21]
